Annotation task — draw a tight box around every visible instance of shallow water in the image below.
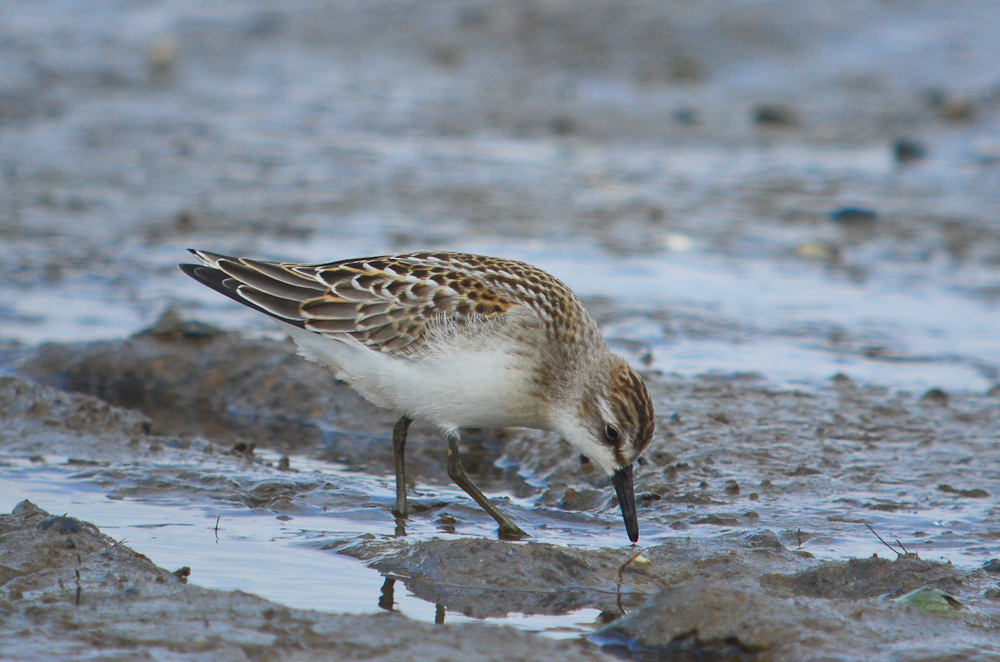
[5,230,998,392]
[2,423,997,640]
[0,449,634,636]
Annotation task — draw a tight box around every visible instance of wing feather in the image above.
[241,258,326,290]
[237,286,304,320]
[300,299,359,320]
[180,249,588,356]
[218,259,326,301]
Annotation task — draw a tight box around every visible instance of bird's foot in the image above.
[498,522,528,541]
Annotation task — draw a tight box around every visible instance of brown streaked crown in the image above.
[608,361,655,461]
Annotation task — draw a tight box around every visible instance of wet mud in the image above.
[0,500,608,662]
[3,332,1000,660]
[2,0,1000,659]
[10,322,1000,562]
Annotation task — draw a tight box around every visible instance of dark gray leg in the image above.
[391,416,412,518]
[446,433,527,539]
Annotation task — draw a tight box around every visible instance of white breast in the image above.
[278,321,546,434]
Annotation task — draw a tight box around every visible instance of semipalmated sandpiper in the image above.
[180,250,654,541]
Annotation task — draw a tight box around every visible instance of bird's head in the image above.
[550,355,655,542]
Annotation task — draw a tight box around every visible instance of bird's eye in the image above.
[604,424,620,444]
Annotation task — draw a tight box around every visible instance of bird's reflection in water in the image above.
[378,577,395,612]
[377,576,449,624]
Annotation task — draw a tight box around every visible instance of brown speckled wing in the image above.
[183,250,590,356]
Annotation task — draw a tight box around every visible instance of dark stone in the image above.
[744,530,783,550]
[37,516,82,534]
[919,388,949,406]
[753,104,797,126]
[830,207,878,224]
[550,116,575,136]
[674,107,698,125]
[894,139,927,164]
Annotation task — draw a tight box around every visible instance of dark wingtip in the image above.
[177,261,306,329]
[178,263,204,279]
[612,464,639,543]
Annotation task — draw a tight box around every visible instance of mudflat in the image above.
[1,0,999,659]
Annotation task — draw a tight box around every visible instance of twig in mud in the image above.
[75,569,81,607]
[896,539,909,555]
[865,523,902,556]
[617,549,647,584]
[616,549,649,616]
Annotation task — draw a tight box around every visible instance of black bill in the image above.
[612,464,639,543]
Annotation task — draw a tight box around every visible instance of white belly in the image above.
[279,322,545,434]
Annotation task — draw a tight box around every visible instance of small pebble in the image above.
[662,233,693,252]
[919,388,949,406]
[938,99,975,122]
[894,138,927,164]
[674,107,698,125]
[148,37,178,80]
[550,117,574,136]
[795,242,838,261]
[753,103,797,126]
[175,209,197,232]
[830,207,878,225]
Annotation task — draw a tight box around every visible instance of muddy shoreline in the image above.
[2,0,1000,659]
[2,327,1000,660]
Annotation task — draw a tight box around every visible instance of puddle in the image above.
[3,434,997,638]
[0,451,619,637]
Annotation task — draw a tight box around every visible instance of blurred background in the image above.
[1,0,999,392]
[1,2,1000,645]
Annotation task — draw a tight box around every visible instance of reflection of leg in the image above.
[446,433,527,539]
[378,577,395,612]
[391,416,412,518]
[435,604,445,625]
